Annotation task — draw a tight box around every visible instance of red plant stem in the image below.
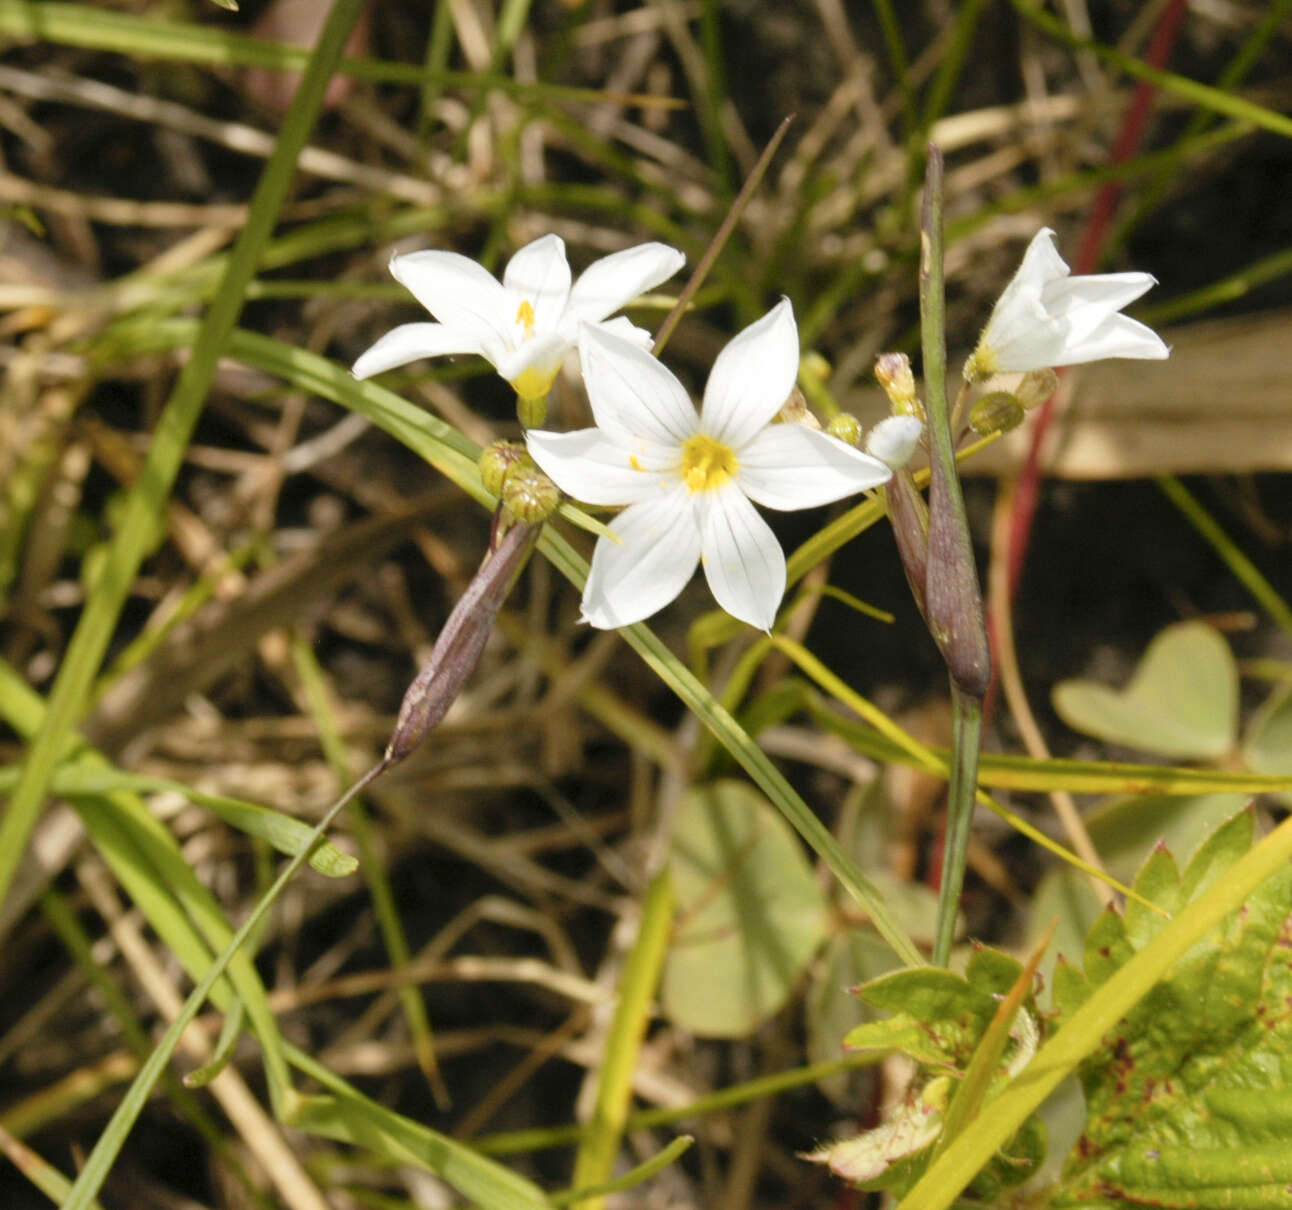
[1005,0,1188,602]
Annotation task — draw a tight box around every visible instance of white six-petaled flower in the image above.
[526,300,896,631]
[963,227,1169,383]
[352,234,685,401]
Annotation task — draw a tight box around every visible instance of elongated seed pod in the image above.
[385,521,540,764]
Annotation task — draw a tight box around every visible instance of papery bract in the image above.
[526,300,895,630]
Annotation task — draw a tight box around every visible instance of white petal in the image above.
[1051,313,1169,365]
[580,487,700,629]
[352,322,488,378]
[979,230,1167,373]
[595,316,654,348]
[1012,227,1068,287]
[390,250,509,348]
[737,424,893,510]
[1043,271,1156,319]
[495,330,571,399]
[568,242,686,323]
[526,428,674,506]
[701,298,799,449]
[503,234,572,333]
[579,322,698,446]
[865,415,925,469]
[698,486,786,631]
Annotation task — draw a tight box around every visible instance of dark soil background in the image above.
[2,1,1290,1207]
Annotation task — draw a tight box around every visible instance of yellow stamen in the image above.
[629,455,642,471]
[515,299,536,338]
[680,434,737,494]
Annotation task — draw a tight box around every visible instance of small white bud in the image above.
[865,415,924,469]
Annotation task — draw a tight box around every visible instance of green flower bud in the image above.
[479,440,527,497]
[968,390,1025,437]
[516,393,548,429]
[825,412,863,447]
[501,465,560,524]
[1016,367,1059,411]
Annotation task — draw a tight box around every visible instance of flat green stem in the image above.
[569,870,675,1209]
[932,689,984,967]
[919,145,989,967]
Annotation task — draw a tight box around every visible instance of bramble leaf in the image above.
[1050,807,1292,1208]
[810,947,1044,1194]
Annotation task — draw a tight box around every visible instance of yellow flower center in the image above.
[681,434,737,494]
[515,299,537,339]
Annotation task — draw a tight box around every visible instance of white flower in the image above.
[865,415,924,468]
[352,234,685,401]
[964,228,1168,382]
[526,300,895,631]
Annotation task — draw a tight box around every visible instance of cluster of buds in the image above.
[789,353,920,461]
[478,439,560,526]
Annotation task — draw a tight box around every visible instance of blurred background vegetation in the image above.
[1,1,1290,1207]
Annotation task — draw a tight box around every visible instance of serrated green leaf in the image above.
[822,952,1044,1197]
[1053,622,1238,759]
[662,781,829,1037]
[899,809,1292,1210]
[1051,954,1092,1022]
[1030,866,1104,1010]
[1180,808,1255,902]
[1086,792,1249,884]
[1049,807,1292,1208]
[1122,845,1181,949]
[843,1015,962,1070]
[964,946,1027,999]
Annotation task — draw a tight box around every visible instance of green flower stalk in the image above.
[919,146,991,969]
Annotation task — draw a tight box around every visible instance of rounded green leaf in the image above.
[1244,681,1292,808]
[662,781,829,1038]
[1052,621,1237,759]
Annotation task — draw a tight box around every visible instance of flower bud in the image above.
[516,393,548,429]
[875,352,921,417]
[866,414,924,468]
[825,413,863,446]
[501,465,560,524]
[479,440,528,497]
[1016,367,1059,411]
[968,391,1024,437]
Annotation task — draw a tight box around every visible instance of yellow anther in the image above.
[680,434,737,494]
[515,299,536,338]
